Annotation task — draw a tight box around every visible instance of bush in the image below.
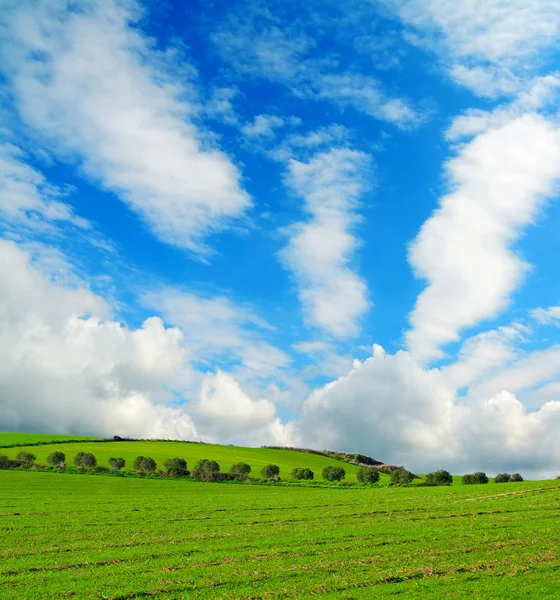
[390,469,414,484]
[134,456,157,473]
[74,452,97,470]
[510,473,524,482]
[93,466,110,473]
[230,462,252,479]
[163,458,189,477]
[46,451,66,468]
[194,459,220,475]
[356,467,380,483]
[494,473,511,483]
[462,472,489,485]
[291,467,314,481]
[322,465,346,482]
[15,452,36,466]
[261,464,280,480]
[108,457,126,472]
[425,470,453,486]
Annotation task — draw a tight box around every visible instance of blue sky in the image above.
[1,0,560,476]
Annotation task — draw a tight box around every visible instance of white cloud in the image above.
[390,0,560,97]
[211,11,423,127]
[143,288,291,377]
[0,142,89,232]
[242,114,300,138]
[0,0,250,254]
[406,114,560,363]
[293,343,560,477]
[531,305,560,326]
[280,148,371,338]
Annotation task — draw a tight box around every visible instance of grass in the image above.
[0,432,99,446]
[0,470,558,599]
[0,439,376,482]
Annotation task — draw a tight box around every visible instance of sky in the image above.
[1,0,560,477]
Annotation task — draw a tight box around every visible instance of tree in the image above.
[291,467,314,481]
[425,470,453,486]
[510,473,523,482]
[16,452,37,466]
[494,473,511,483]
[134,456,156,473]
[322,465,346,482]
[356,467,380,483]
[230,463,252,479]
[390,469,414,484]
[261,464,280,480]
[462,472,489,485]
[163,458,188,477]
[46,451,66,468]
[74,452,97,469]
[108,457,126,472]
[194,459,220,475]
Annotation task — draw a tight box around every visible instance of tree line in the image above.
[0,452,525,485]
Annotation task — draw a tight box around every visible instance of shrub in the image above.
[134,456,156,473]
[390,469,414,484]
[494,473,511,483]
[163,458,189,477]
[462,472,489,485]
[261,464,280,480]
[425,470,453,486]
[15,451,36,466]
[322,465,346,482]
[194,459,220,475]
[510,473,524,482]
[230,462,252,479]
[93,466,110,473]
[356,467,380,483]
[291,467,314,481]
[74,452,97,470]
[108,457,126,472]
[46,451,66,468]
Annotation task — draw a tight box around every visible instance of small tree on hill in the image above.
[261,464,280,480]
[510,473,523,482]
[230,462,252,479]
[46,451,66,468]
[425,470,453,486]
[194,459,220,476]
[356,467,380,483]
[291,467,314,481]
[108,457,126,472]
[322,465,346,482]
[390,469,414,484]
[15,451,36,466]
[163,458,188,477]
[462,472,489,485]
[494,473,511,483]
[134,456,156,473]
[74,452,97,470]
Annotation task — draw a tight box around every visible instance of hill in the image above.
[0,433,391,483]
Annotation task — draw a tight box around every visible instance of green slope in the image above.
[0,432,100,446]
[0,438,388,482]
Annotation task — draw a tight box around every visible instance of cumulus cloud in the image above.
[531,305,560,326]
[0,0,250,254]
[0,239,293,444]
[280,148,371,338]
[406,114,560,363]
[293,343,560,477]
[390,0,560,97]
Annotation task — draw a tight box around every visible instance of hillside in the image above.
[0,433,391,483]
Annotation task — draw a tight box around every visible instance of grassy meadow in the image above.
[1,470,559,599]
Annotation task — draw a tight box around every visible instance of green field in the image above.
[1,470,558,599]
[0,432,99,446]
[0,438,375,482]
